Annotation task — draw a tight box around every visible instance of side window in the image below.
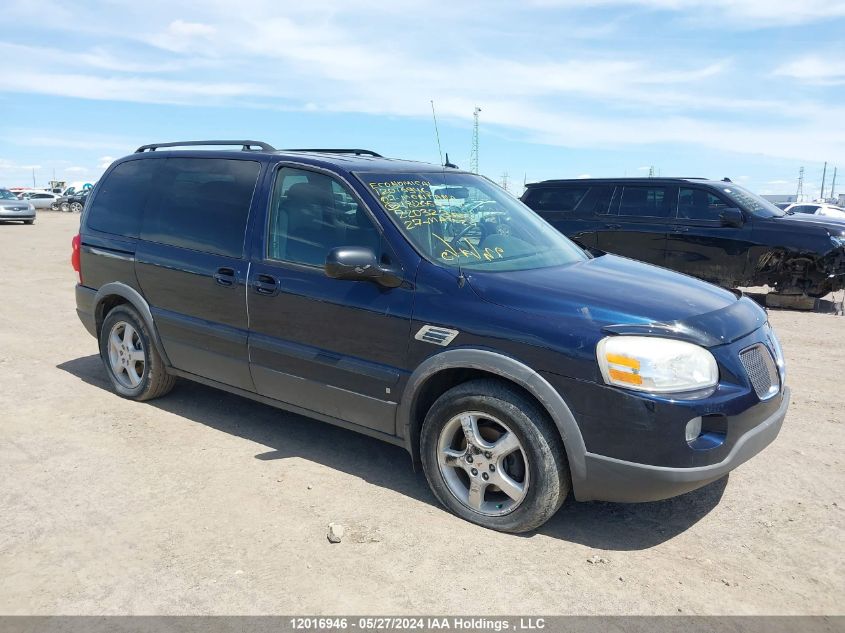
[523,187,588,212]
[268,167,381,267]
[588,186,614,215]
[678,188,730,220]
[619,186,672,218]
[792,205,817,214]
[87,159,158,237]
[141,158,261,257]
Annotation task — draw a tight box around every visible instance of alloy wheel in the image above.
[437,411,529,516]
[107,321,146,388]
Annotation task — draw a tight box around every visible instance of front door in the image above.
[665,186,752,286]
[247,165,413,435]
[597,184,675,267]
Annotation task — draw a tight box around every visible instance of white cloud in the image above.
[774,54,845,85]
[533,0,845,26]
[98,156,115,169]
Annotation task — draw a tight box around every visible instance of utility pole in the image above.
[796,166,804,201]
[501,171,509,191]
[820,161,827,200]
[830,167,837,202]
[648,166,655,177]
[32,167,36,188]
[470,106,481,174]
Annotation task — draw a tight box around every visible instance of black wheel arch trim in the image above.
[397,348,588,491]
[93,282,172,367]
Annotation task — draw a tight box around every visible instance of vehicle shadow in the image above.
[57,354,726,550]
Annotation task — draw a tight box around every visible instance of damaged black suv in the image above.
[522,177,845,297]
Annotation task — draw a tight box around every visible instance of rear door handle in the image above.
[252,274,279,296]
[604,223,622,230]
[213,267,237,287]
[670,225,690,233]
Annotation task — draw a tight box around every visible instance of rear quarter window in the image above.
[86,159,159,237]
[140,158,261,257]
[523,186,589,212]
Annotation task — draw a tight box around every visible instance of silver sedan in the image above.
[0,189,36,224]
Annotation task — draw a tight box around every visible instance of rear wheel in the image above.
[420,379,570,533]
[99,305,175,401]
[70,202,83,213]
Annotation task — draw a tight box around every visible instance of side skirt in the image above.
[167,367,408,450]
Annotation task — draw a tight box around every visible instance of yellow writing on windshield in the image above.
[432,233,504,263]
[368,181,472,230]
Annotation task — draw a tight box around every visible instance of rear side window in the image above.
[523,186,588,212]
[619,186,672,218]
[87,159,158,237]
[678,188,730,220]
[141,158,261,257]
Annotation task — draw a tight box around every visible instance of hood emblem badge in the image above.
[415,325,459,347]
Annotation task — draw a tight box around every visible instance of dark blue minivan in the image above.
[73,141,789,532]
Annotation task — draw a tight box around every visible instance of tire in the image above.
[420,379,570,533]
[23,219,34,225]
[99,304,175,401]
[70,202,83,213]
[60,202,70,212]
[50,203,59,211]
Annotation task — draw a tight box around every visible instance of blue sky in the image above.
[1,0,844,197]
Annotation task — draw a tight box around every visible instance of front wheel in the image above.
[70,202,83,213]
[60,202,70,212]
[99,305,175,401]
[420,379,570,533]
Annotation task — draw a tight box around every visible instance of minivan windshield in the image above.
[359,172,587,271]
[718,184,785,218]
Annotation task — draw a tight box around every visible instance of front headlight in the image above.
[597,336,718,395]
[28,203,35,211]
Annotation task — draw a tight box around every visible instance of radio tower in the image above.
[470,106,481,174]
[796,166,804,202]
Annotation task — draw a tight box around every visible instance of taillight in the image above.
[71,233,82,283]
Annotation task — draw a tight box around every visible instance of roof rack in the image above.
[285,148,383,157]
[135,140,276,153]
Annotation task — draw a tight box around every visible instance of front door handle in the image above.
[213,267,237,287]
[252,274,279,296]
[670,225,690,233]
[604,223,622,230]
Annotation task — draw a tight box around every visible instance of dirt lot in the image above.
[0,212,842,615]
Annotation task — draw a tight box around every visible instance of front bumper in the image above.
[575,386,789,502]
[0,210,35,220]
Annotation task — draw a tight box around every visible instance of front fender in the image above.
[396,348,588,492]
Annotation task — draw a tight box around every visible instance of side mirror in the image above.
[720,207,744,228]
[325,247,402,288]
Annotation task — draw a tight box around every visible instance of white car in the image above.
[20,191,61,209]
[784,202,845,220]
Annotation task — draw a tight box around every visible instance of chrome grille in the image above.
[739,344,780,400]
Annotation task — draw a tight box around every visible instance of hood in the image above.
[776,213,845,235]
[466,254,766,347]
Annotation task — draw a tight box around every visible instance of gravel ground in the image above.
[0,212,842,615]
